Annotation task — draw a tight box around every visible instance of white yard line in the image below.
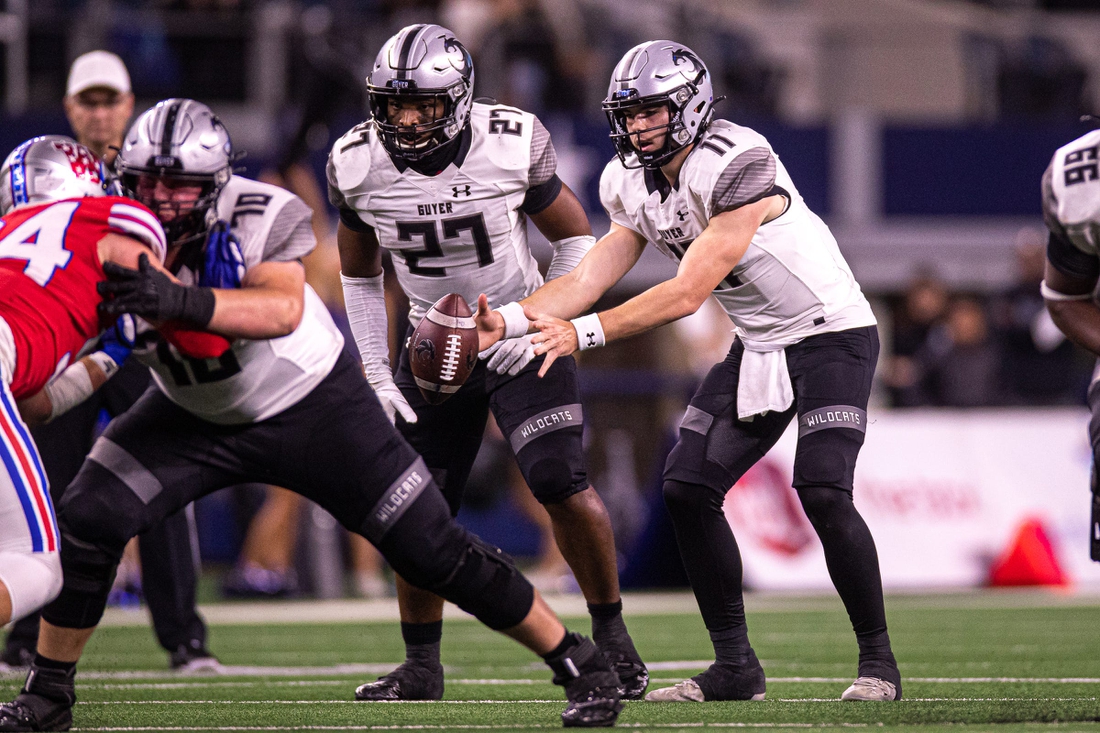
[9,665,1100,686]
[75,696,1099,705]
[68,721,875,726]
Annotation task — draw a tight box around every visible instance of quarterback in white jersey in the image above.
[329,24,646,707]
[1040,127,1100,562]
[1,99,626,732]
[479,41,901,704]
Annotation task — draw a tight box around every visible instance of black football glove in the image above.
[98,253,216,327]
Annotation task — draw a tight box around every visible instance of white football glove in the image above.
[480,333,537,376]
[368,372,419,424]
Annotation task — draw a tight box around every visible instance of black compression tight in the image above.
[663,479,894,669]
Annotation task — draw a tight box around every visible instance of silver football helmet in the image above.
[0,135,106,215]
[603,41,715,169]
[367,24,475,162]
[116,98,233,244]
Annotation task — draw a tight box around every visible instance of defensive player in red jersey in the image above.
[0,135,169,629]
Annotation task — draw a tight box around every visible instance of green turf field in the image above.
[2,591,1098,731]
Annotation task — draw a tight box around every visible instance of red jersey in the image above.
[0,196,166,398]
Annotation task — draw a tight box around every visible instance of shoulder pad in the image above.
[685,122,775,199]
[1048,129,1100,227]
[471,104,534,171]
[100,197,168,263]
[329,121,375,193]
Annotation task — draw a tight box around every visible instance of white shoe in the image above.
[644,679,766,702]
[645,679,706,702]
[841,676,897,701]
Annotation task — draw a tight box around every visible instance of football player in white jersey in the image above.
[478,41,902,703]
[328,24,646,703]
[1040,128,1100,563]
[0,99,624,731]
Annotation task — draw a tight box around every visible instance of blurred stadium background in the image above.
[6,0,1100,601]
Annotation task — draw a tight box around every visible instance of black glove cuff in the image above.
[180,286,217,327]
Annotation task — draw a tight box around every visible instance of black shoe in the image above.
[547,634,623,728]
[596,634,648,700]
[354,660,444,701]
[169,642,223,674]
[0,666,75,731]
[0,647,34,672]
[691,650,767,702]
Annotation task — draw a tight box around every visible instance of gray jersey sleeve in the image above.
[326,150,350,211]
[262,196,316,262]
[528,116,558,187]
[710,147,777,215]
[1041,159,1067,238]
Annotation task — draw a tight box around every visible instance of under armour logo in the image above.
[676,209,688,222]
[585,331,596,348]
[452,185,472,197]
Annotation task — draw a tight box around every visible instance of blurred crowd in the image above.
[879,230,1092,408]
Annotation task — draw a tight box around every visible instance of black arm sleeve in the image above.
[519,174,563,216]
[1047,228,1100,281]
[339,207,374,234]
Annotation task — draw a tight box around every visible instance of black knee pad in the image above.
[527,456,580,505]
[792,430,863,492]
[514,428,588,505]
[40,533,120,630]
[795,485,854,530]
[430,533,535,630]
[663,478,721,516]
[58,464,145,554]
[375,482,534,630]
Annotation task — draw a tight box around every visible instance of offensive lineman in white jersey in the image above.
[478,41,902,703]
[0,99,625,731]
[1040,128,1100,564]
[328,23,646,703]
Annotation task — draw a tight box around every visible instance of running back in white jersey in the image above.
[328,102,557,323]
[599,119,875,349]
[135,176,345,424]
[1043,128,1100,262]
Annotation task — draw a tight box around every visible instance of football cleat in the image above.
[547,634,623,728]
[354,660,444,701]
[596,636,648,700]
[646,652,766,702]
[0,665,75,731]
[169,642,224,675]
[0,647,34,673]
[841,676,900,701]
[644,679,706,702]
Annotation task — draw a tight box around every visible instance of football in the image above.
[408,293,479,405]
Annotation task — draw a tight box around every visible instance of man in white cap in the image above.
[63,50,134,165]
[0,51,218,674]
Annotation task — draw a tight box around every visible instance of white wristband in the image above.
[496,301,529,339]
[87,351,121,381]
[1040,280,1092,302]
[571,313,606,351]
[43,362,95,422]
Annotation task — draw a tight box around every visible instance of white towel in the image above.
[736,347,793,421]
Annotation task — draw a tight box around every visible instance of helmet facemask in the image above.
[604,85,704,170]
[368,81,468,162]
[120,166,227,246]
